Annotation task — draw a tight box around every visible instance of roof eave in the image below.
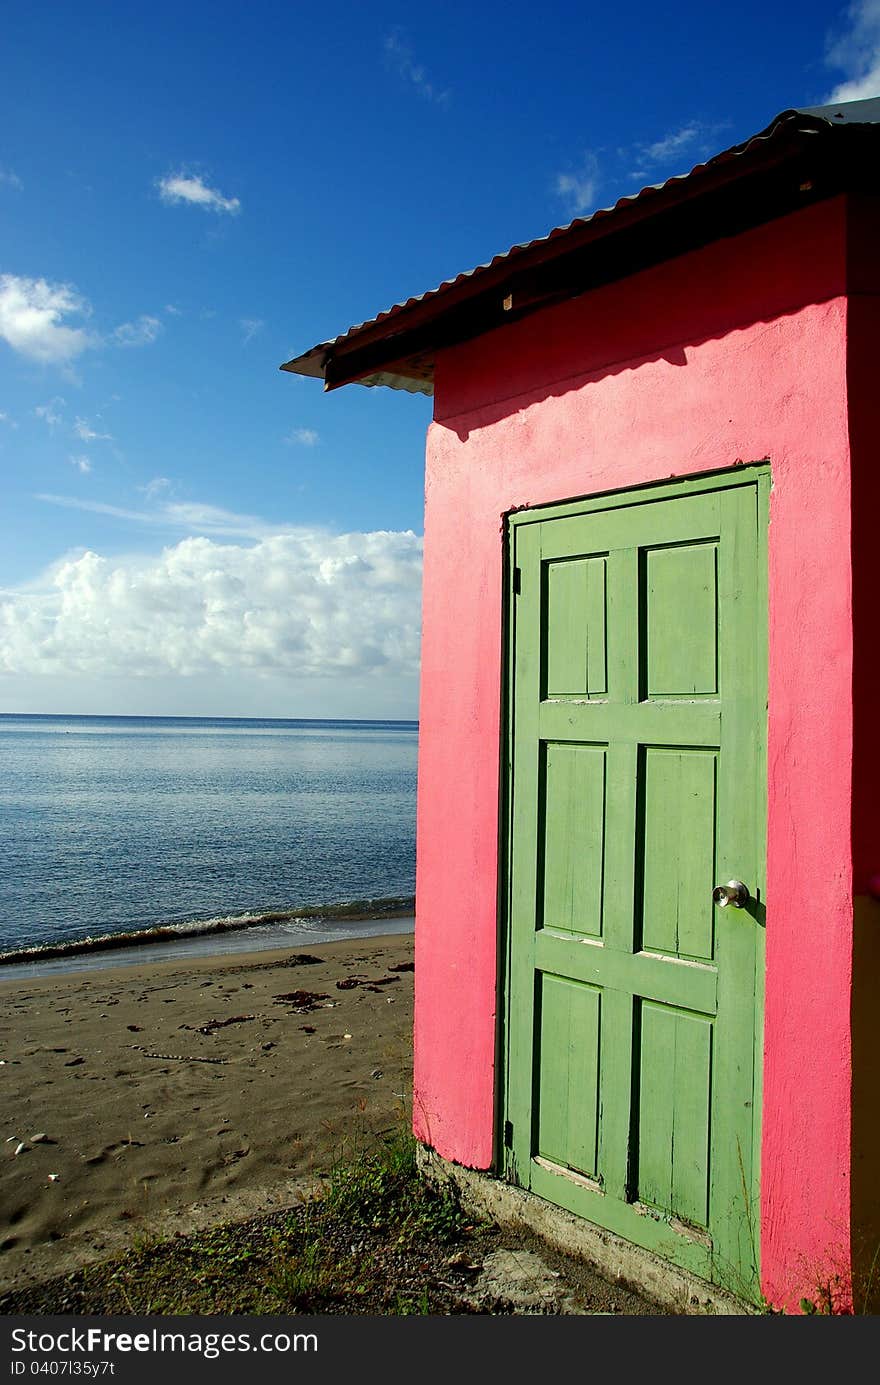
[281,113,875,394]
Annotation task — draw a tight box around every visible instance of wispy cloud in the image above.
[35,494,146,523]
[158,172,241,214]
[240,317,264,344]
[35,493,276,539]
[826,0,880,100]
[112,315,162,348]
[34,398,66,430]
[0,276,94,364]
[555,152,601,215]
[642,124,702,163]
[384,27,450,105]
[631,120,727,180]
[0,168,22,190]
[68,455,91,475]
[1,529,422,681]
[0,410,17,428]
[73,416,112,442]
[284,427,320,447]
[139,476,174,500]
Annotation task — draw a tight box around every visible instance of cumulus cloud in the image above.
[384,28,450,105]
[112,315,162,348]
[285,427,319,446]
[0,276,162,365]
[158,172,241,214]
[555,152,601,215]
[0,529,423,682]
[0,276,94,364]
[826,0,880,100]
[68,455,92,474]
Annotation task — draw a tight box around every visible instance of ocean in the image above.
[0,714,418,973]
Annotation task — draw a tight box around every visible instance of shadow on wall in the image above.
[851,897,880,1311]
[432,201,846,439]
[849,266,880,1315]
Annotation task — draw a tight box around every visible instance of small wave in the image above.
[0,896,415,966]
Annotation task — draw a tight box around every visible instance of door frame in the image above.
[497,462,770,1294]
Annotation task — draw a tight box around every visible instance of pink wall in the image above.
[413,196,856,1309]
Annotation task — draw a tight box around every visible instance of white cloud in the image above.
[0,276,160,365]
[34,397,66,430]
[36,494,149,523]
[642,124,701,163]
[165,304,182,316]
[0,529,423,682]
[73,416,112,442]
[0,410,17,428]
[826,1,880,100]
[112,315,162,348]
[555,152,601,215]
[384,28,450,105]
[162,501,273,537]
[240,317,264,344]
[158,172,241,214]
[139,476,174,499]
[0,276,94,364]
[0,168,22,190]
[36,493,282,539]
[285,427,320,446]
[68,455,91,474]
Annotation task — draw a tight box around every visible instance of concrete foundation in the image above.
[416,1145,757,1316]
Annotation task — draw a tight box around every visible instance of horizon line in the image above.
[0,711,420,723]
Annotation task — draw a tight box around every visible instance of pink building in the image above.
[283,98,880,1313]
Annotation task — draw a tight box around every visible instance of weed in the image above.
[267,1240,339,1306]
[393,1289,431,1315]
[324,1126,469,1247]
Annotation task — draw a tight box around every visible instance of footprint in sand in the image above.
[83,1139,145,1165]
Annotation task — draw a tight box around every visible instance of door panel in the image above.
[537,974,602,1178]
[541,742,607,937]
[504,470,767,1296]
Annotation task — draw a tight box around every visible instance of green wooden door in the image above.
[504,468,767,1299]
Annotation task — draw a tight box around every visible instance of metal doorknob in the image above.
[712,880,750,909]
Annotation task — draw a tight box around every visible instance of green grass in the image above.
[323,1125,467,1246]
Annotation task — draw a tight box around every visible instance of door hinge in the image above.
[503,1119,514,1148]
[513,568,522,595]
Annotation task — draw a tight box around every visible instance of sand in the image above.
[0,933,414,1294]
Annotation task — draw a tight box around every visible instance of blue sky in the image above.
[1,1,875,718]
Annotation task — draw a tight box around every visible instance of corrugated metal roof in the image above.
[281,99,880,395]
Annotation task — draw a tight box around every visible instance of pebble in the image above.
[30,1133,48,1144]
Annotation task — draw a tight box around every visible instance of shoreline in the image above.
[0,896,415,980]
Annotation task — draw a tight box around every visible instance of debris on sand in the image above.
[187,1015,255,1036]
[272,990,330,1012]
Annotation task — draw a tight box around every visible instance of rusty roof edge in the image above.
[280,105,874,384]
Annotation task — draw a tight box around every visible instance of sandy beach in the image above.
[0,933,414,1295]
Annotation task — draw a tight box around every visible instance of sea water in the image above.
[0,715,417,966]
